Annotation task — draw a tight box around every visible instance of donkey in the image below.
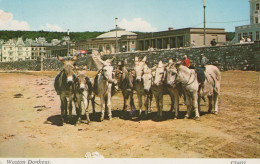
[74,65,95,124]
[114,60,135,117]
[54,56,77,125]
[133,56,153,116]
[166,62,200,120]
[197,65,221,114]
[152,61,179,120]
[141,64,153,116]
[92,54,117,121]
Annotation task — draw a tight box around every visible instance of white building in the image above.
[1,37,31,62]
[233,0,260,43]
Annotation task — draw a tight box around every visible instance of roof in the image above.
[96,29,137,39]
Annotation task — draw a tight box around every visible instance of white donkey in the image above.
[152,61,179,120]
[166,62,200,120]
[92,54,117,121]
[133,56,153,117]
[198,65,221,114]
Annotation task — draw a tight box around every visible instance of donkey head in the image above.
[75,65,88,92]
[58,56,77,84]
[142,64,153,93]
[101,57,116,83]
[134,56,147,82]
[165,59,178,87]
[153,61,168,86]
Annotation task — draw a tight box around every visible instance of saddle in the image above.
[195,67,206,84]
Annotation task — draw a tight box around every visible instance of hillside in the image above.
[0,30,105,42]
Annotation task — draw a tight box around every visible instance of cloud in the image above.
[118,18,157,32]
[0,10,31,30]
[40,24,64,32]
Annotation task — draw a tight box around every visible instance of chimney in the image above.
[168,27,174,31]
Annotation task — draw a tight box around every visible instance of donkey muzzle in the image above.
[67,76,73,83]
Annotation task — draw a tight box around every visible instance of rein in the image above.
[183,71,196,86]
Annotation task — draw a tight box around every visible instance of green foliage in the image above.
[226,32,235,41]
[0,30,105,42]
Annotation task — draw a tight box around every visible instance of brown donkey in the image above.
[54,56,77,126]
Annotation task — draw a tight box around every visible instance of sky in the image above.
[0,0,250,33]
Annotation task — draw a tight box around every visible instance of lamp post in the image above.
[67,29,70,56]
[203,0,206,46]
[115,18,118,53]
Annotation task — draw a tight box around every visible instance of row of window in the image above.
[238,31,260,41]
[32,47,46,50]
[2,47,46,50]
[76,42,135,51]
[3,47,29,50]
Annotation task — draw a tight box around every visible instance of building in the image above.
[46,38,76,58]
[75,27,137,54]
[1,37,31,62]
[233,0,260,43]
[137,27,226,50]
[73,27,225,54]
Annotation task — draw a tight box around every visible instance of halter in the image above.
[183,71,196,86]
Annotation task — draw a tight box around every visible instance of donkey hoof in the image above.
[100,117,104,122]
[174,117,178,120]
[108,117,113,121]
[194,116,200,121]
[214,111,218,115]
[184,116,189,120]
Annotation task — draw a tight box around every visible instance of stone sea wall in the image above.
[0,42,259,71]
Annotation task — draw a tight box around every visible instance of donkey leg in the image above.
[75,100,82,125]
[137,93,143,116]
[100,96,105,122]
[208,95,213,113]
[174,91,179,119]
[83,93,90,124]
[60,96,66,126]
[192,93,200,121]
[213,93,219,115]
[159,94,164,120]
[107,93,112,120]
[198,94,201,112]
[184,95,191,119]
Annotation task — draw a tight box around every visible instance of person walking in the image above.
[182,55,190,68]
[200,53,207,68]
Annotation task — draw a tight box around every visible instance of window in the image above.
[256,17,259,24]
[106,44,110,50]
[131,41,135,45]
[256,31,259,41]
[256,3,259,10]
[32,48,34,50]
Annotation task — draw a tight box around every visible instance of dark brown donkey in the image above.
[54,56,77,126]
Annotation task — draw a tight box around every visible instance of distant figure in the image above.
[240,37,245,43]
[200,53,207,68]
[182,55,190,68]
[191,40,196,47]
[210,39,217,46]
[246,37,252,42]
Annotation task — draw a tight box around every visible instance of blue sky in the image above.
[0,0,249,32]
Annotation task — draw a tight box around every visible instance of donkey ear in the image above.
[57,56,65,63]
[72,55,77,61]
[142,56,147,62]
[75,66,79,70]
[109,56,116,64]
[135,56,139,62]
[175,61,183,68]
[158,61,164,68]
